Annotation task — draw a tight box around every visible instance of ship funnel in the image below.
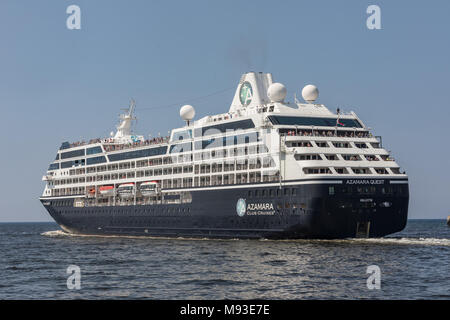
[229,72,273,113]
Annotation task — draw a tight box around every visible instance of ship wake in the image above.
[41,230,450,246]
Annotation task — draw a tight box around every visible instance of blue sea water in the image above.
[0,220,449,299]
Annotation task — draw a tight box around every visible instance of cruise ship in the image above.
[40,72,409,239]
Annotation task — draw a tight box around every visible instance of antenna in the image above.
[129,98,136,116]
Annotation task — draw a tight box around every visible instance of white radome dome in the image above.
[180,104,195,121]
[267,83,287,102]
[302,84,319,103]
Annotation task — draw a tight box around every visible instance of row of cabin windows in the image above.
[339,185,404,195]
[61,156,276,182]
[295,154,389,162]
[51,171,280,195]
[248,187,298,198]
[194,145,269,161]
[303,167,400,175]
[63,145,270,176]
[287,141,380,149]
[52,168,280,187]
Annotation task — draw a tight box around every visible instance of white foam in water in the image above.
[40,230,234,241]
[41,230,68,237]
[353,237,450,246]
[278,237,450,246]
[40,230,450,246]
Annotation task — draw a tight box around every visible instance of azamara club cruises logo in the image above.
[236,198,246,217]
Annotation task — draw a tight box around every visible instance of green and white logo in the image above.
[239,81,253,106]
[236,198,246,217]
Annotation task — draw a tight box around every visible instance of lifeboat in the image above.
[117,183,135,199]
[99,185,114,196]
[139,181,160,196]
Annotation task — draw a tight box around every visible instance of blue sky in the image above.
[0,0,449,221]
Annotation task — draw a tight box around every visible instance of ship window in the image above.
[293,141,313,148]
[195,119,255,137]
[61,149,85,159]
[329,186,335,195]
[169,142,192,153]
[355,143,368,149]
[375,168,389,174]
[48,163,59,171]
[303,168,332,174]
[371,142,381,148]
[335,168,349,174]
[87,146,103,155]
[268,115,362,128]
[86,156,106,165]
[172,129,192,141]
[332,142,351,148]
[365,155,379,161]
[258,144,269,153]
[315,142,329,148]
[294,154,322,161]
[342,154,361,161]
[61,159,85,168]
[108,146,167,162]
[351,168,370,174]
[390,168,401,174]
[325,154,338,160]
[195,132,258,150]
[357,186,376,194]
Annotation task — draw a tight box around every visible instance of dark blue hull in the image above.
[40,178,409,239]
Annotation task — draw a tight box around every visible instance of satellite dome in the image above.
[267,83,287,102]
[302,84,319,103]
[180,105,195,121]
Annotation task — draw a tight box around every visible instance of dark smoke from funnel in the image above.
[227,34,268,73]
